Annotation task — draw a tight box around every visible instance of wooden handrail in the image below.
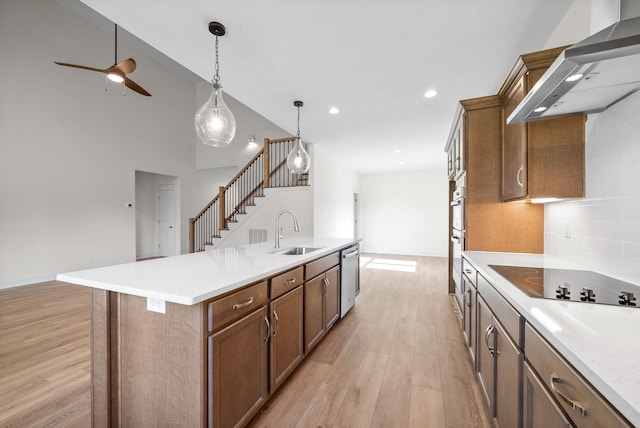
[189,136,304,252]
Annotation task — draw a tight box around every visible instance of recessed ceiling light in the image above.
[329,107,340,114]
[400,161,405,165]
[394,149,401,153]
[565,74,583,82]
[424,89,438,98]
[533,106,548,113]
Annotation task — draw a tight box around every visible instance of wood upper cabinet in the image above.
[499,46,585,202]
[502,76,528,200]
[269,285,304,393]
[445,110,464,179]
[208,305,270,428]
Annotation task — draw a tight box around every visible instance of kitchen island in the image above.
[58,237,358,428]
[462,251,640,427]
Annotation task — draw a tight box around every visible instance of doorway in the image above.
[135,171,179,259]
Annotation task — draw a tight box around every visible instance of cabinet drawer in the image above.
[462,258,477,286]
[208,281,268,333]
[270,266,304,299]
[305,252,339,281]
[524,323,631,428]
[477,273,521,346]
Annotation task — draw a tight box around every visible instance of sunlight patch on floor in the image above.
[360,257,417,273]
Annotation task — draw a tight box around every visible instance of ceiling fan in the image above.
[55,24,151,97]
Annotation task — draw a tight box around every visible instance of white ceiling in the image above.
[74,0,576,174]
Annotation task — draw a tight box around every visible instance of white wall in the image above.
[545,91,640,284]
[0,0,231,287]
[312,145,360,238]
[217,188,313,249]
[360,170,448,257]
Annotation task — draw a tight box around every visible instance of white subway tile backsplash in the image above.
[545,90,640,282]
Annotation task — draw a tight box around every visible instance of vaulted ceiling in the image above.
[73,0,577,173]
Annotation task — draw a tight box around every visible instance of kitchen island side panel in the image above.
[92,289,206,427]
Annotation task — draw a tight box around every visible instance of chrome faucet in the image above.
[274,209,300,248]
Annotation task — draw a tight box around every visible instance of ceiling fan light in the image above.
[107,72,124,83]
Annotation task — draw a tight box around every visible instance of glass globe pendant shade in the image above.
[194,82,237,147]
[287,138,311,174]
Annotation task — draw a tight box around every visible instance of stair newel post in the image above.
[263,138,271,188]
[218,186,226,232]
[188,218,195,253]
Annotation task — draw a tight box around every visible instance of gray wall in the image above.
[0,0,227,287]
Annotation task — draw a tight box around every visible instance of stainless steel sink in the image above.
[270,246,322,255]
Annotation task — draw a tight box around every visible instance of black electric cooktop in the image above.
[489,265,638,308]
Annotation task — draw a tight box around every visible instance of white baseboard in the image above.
[0,274,57,290]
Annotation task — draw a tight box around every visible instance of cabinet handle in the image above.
[323,278,330,295]
[272,310,279,336]
[465,288,471,307]
[550,373,587,416]
[464,268,472,275]
[282,278,296,287]
[263,316,270,343]
[456,156,461,170]
[232,297,254,310]
[484,324,496,356]
[516,165,524,189]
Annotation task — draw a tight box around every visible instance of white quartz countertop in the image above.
[57,237,358,306]
[463,251,640,426]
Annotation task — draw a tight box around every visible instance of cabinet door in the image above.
[502,75,528,201]
[494,319,521,428]
[447,144,456,179]
[270,286,304,393]
[454,117,464,177]
[523,362,573,428]
[324,266,341,330]
[463,279,477,366]
[477,296,495,415]
[304,275,325,353]
[209,306,269,428]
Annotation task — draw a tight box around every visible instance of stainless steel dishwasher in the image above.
[340,244,359,318]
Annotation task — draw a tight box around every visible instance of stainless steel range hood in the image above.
[508,9,640,124]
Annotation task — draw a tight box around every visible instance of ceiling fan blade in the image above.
[54,61,106,74]
[123,76,151,97]
[116,58,136,74]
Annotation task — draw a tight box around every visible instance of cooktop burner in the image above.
[489,265,638,308]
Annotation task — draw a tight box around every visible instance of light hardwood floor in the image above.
[0,254,490,427]
[0,281,91,427]
[250,254,491,428]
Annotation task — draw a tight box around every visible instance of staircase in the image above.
[189,137,309,253]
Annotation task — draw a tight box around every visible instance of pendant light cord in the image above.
[296,105,301,140]
[214,35,220,84]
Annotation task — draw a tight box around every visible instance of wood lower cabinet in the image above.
[304,264,340,353]
[269,285,304,392]
[523,362,572,428]
[462,275,477,365]
[524,323,631,428]
[476,294,521,428]
[208,306,269,428]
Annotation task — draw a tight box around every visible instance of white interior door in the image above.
[158,185,175,256]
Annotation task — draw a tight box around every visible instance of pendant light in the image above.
[194,22,236,147]
[286,101,311,174]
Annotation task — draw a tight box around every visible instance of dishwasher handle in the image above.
[343,249,359,259]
